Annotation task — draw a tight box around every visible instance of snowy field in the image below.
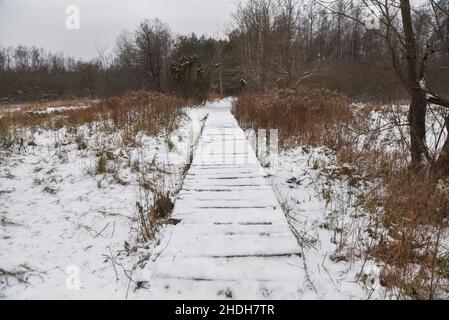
[2,98,448,300]
[270,146,382,299]
[0,103,207,299]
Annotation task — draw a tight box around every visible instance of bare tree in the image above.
[135,19,172,91]
[235,0,275,89]
[312,0,449,172]
[400,0,429,167]
[273,0,300,87]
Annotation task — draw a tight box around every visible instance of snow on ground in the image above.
[0,105,207,299]
[351,103,448,154]
[268,146,383,299]
[24,105,92,116]
[0,103,95,119]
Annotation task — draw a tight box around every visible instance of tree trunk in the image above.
[400,0,429,168]
[408,87,429,166]
[434,117,449,177]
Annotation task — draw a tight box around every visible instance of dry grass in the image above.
[233,88,353,149]
[0,91,184,131]
[136,171,177,242]
[370,172,449,299]
[207,92,222,102]
[0,91,186,150]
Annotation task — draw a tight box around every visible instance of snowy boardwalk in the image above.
[148,99,303,299]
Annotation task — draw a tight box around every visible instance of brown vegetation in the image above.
[233,88,352,148]
[371,171,449,299]
[1,91,189,247]
[0,91,185,150]
[235,89,449,298]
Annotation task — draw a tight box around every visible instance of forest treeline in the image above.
[1,0,448,103]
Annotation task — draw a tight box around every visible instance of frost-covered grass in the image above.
[0,92,208,299]
[270,147,380,299]
[236,90,449,299]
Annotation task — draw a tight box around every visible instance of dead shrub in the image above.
[136,201,156,242]
[149,192,174,221]
[75,134,87,150]
[370,172,449,299]
[96,155,107,175]
[233,88,353,149]
[207,91,221,102]
[137,192,175,242]
[0,116,23,151]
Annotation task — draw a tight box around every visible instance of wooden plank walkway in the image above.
[148,99,304,299]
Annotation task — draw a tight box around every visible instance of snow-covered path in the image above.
[147,99,304,299]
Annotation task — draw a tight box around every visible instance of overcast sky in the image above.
[0,0,237,60]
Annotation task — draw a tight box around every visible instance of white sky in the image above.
[0,0,237,60]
